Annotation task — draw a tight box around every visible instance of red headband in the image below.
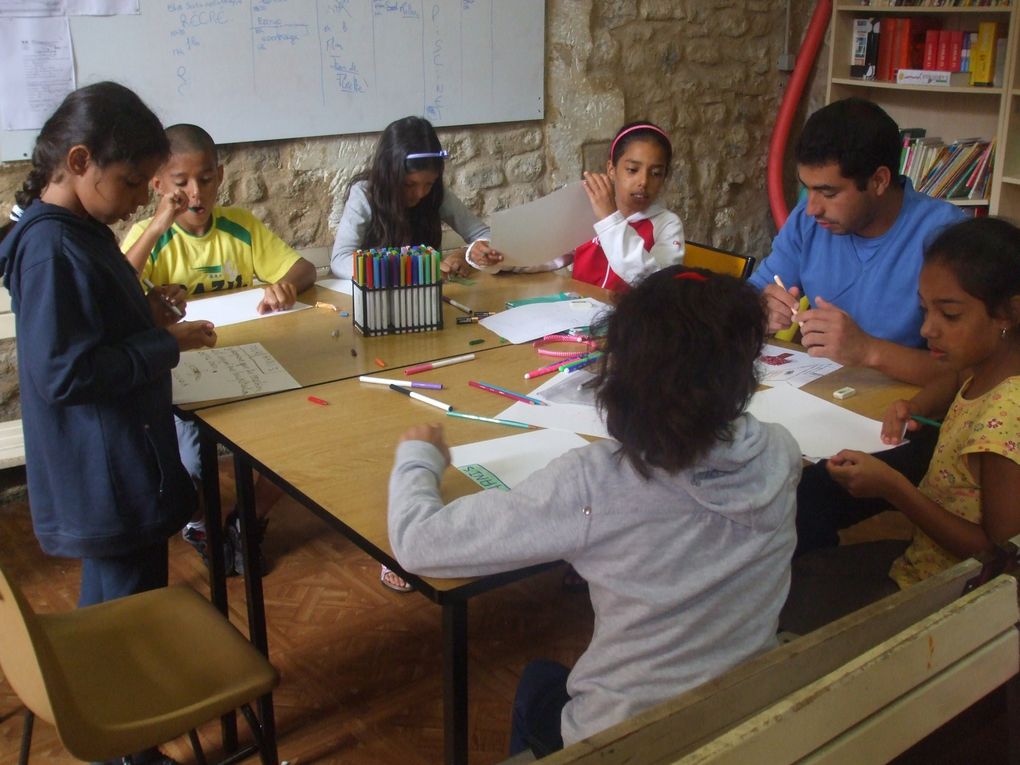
[610,124,672,161]
[674,272,708,282]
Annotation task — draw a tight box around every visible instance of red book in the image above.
[877,17,898,81]
[923,29,939,70]
[936,29,950,71]
[892,17,911,75]
[947,30,964,71]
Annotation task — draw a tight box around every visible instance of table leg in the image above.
[198,424,237,752]
[233,452,278,763]
[443,600,469,765]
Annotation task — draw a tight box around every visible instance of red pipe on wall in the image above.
[767,0,833,229]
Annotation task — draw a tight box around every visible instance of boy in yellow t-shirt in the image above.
[122,123,316,575]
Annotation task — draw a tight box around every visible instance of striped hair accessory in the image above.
[610,124,671,161]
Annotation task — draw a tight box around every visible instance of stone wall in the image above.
[0,0,829,421]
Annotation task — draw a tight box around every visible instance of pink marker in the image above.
[403,353,476,375]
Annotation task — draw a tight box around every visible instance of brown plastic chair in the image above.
[0,563,279,764]
[683,241,755,280]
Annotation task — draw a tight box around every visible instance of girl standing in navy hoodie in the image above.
[0,82,216,609]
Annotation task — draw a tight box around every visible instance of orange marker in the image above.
[307,395,329,406]
[375,357,386,367]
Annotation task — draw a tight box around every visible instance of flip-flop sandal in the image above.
[380,565,415,593]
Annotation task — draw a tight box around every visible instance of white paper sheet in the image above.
[183,289,312,328]
[756,344,842,388]
[451,428,589,491]
[0,1,63,16]
[746,385,894,462]
[172,343,299,404]
[479,298,611,344]
[315,277,353,296]
[488,182,598,268]
[495,371,611,439]
[0,16,74,130]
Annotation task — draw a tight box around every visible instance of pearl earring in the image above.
[1003,327,1009,340]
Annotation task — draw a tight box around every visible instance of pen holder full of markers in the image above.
[351,246,444,336]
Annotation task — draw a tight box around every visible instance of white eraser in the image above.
[833,386,856,400]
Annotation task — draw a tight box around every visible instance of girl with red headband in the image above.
[470,121,685,291]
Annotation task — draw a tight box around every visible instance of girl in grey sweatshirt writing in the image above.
[388,265,800,756]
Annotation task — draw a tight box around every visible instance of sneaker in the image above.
[182,521,238,577]
[181,524,209,565]
[225,509,269,577]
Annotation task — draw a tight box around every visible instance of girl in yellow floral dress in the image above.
[829,216,1020,586]
[781,217,1020,635]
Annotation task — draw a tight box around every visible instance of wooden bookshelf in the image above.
[829,3,1018,218]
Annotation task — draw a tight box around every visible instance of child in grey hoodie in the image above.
[387,265,800,757]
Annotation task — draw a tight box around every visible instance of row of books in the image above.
[851,18,1003,85]
[900,134,995,200]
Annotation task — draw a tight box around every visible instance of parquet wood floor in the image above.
[0,485,1008,765]
[0,491,592,765]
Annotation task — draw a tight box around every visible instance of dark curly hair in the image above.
[592,265,765,478]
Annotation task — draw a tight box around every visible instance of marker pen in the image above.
[388,384,452,411]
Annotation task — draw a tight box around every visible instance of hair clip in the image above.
[405,150,449,161]
[674,272,708,282]
[533,335,598,357]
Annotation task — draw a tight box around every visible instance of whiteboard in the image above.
[1,0,544,160]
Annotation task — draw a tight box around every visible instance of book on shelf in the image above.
[877,17,898,80]
[970,21,999,86]
[851,17,880,78]
[905,137,994,202]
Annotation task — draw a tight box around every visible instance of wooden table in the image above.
[190,273,917,765]
[185,273,609,764]
[180,271,603,401]
[196,342,578,765]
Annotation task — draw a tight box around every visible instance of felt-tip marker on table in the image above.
[442,295,473,314]
[455,313,493,324]
[359,375,443,390]
[388,383,452,411]
[404,353,476,375]
[307,395,329,406]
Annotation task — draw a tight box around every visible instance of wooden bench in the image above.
[503,553,1020,764]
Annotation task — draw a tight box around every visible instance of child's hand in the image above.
[398,423,451,466]
[168,320,217,351]
[826,449,900,499]
[466,239,504,268]
[762,282,802,334]
[258,282,298,314]
[440,250,472,279]
[145,284,187,327]
[582,171,617,220]
[882,399,918,445]
[152,187,188,232]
